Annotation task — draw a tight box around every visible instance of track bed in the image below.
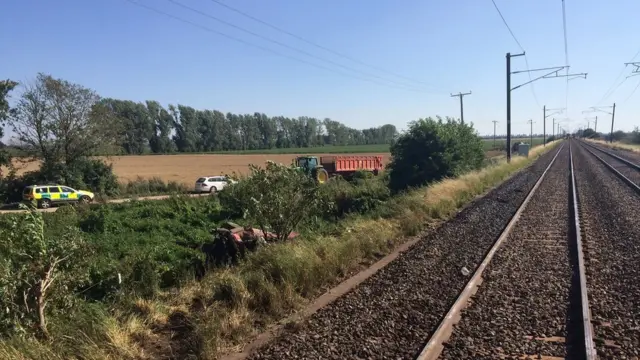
[574,141,640,359]
[439,142,589,359]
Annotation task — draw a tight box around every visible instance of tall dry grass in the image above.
[585,138,640,153]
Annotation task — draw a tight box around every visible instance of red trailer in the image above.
[319,155,383,177]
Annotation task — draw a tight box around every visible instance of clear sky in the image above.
[2,0,639,138]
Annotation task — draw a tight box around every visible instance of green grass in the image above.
[481,137,546,151]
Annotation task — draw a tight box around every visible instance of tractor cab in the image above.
[293,156,329,183]
[295,156,319,171]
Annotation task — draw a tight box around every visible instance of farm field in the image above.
[6,138,544,185]
[9,152,392,184]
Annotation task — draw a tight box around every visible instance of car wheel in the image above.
[38,199,52,209]
[209,186,217,193]
[79,195,91,204]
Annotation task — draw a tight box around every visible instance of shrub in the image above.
[219,161,327,242]
[387,116,484,192]
[0,205,90,338]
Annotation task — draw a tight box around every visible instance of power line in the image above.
[123,0,440,93]
[595,47,640,105]
[561,0,570,111]
[622,79,640,105]
[490,0,541,108]
[207,0,441,89]
[165,0,441,93]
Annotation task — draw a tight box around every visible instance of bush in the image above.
[387,116,484,192]
[0,206,90,338]
[219,161,327,242]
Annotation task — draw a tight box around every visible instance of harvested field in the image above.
[7,152,391,184]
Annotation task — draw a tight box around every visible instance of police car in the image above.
[22,184,95,209]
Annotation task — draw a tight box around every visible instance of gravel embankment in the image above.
[574,141,640,359]
[582,141,640,186]
[247,146,563,360]
[439,144,581,359]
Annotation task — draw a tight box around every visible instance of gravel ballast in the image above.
[439,143,581,359]
[574,141,640,359]
[582,141,640,186]
[247,146,563,360]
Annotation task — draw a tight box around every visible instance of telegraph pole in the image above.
[543,106,564,146]
[552,118,555,140]
[595,116,598,133]
[527,119,534,146]
[451,91,472,124]
[506,51,587,162]
[492,120,498,149]
[585,104,615,142]
[610,103,616,143]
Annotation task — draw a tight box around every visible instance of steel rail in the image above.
[578,141,640,195]
[415,142,566,360]
[580,140,640,172]
[569,140,597,360]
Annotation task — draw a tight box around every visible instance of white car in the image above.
[194,176,234,193]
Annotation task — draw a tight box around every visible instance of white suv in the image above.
[194,176,234,193]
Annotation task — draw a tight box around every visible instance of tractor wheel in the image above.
[316,168,329,184]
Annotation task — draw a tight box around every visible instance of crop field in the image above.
[8,152,392,184]
[5,139,542,185]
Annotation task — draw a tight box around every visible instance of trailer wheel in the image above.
[373,169,379,176]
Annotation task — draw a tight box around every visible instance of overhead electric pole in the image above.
[585,104,616,142]
[451,91,472,124]
[543,106,564,146]
[506,51,587,162]
[625,62,640,78]
[527,119,535,146]
[492,120,499,149]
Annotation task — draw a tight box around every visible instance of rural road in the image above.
[0,192,213,214]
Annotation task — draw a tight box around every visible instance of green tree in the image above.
[219,161,326,242]
[387,116,484,192]
[8,73,121,164]
[0,206,90,338]
[0,79,18,173]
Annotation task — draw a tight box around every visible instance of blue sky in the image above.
[2,0,639,138]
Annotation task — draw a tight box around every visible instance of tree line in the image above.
[0,73,398,159]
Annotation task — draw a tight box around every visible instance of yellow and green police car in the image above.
[22,185,95,209]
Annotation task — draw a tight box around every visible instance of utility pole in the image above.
[552,118,555,140]
[527,119,534,146]
[610,103,616,143]
[451,91,472,124]
[492,120,498,149]
[543,106,564,146]
[585,104,615,142]
[506,52,587,162]
[595,116,598,133]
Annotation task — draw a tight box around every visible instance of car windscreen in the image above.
[23,187,33,194]
[196,177,206,182]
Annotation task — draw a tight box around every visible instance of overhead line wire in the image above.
[207,0,441,89]
[595,47,640,105]
[166,0,440,92]
[490,0,541,108]
[561,0,569,111]
[123,0,438,93]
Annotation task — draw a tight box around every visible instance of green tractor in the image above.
[293,156,330,184]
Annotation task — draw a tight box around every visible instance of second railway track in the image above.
[423,141,595,359]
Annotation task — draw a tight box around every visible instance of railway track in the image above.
[573,140,640,359]
[578,140,640,192]
[422,142,595,359]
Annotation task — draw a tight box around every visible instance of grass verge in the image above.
[0,141,561,360]
[584,138,640,153]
